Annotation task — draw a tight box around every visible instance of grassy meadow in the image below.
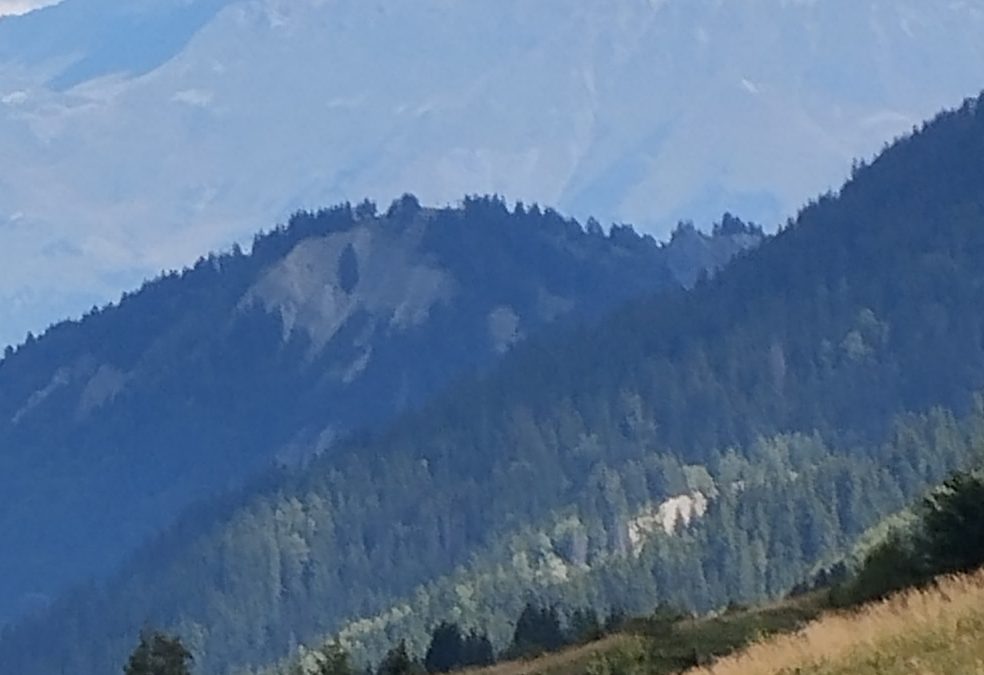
[451,568,984,675]
[689,569,984,675]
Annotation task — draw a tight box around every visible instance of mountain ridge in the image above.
[6,92,984,674]
[0,195,760,626]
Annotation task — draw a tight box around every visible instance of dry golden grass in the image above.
[689,569,984,675]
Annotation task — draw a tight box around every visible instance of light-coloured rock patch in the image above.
[626,491,709,554]
[241,224,455,357]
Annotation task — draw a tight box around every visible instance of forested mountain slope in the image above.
[0,196,759,626]
[7,94,984,675]
[420,461,984,675]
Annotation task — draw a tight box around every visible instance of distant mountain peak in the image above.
[2,0,984,345]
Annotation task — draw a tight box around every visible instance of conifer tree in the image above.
[377,640,424,675]
[424,622,463,673]
[123,632,192,675]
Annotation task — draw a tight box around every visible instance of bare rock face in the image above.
[243,224,455,355]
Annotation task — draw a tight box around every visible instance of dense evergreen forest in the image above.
[6,92,984,675]
[0,195,758,629]
[120,458,984,675]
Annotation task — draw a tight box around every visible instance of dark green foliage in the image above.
[355,199,377,221]
[337,244,360,294]
[423,622,494,673]
[603,609,628,633]
[376,641,424,675]
[124,632,192,675]
[508,604,565,658]
[582,595,822,675]
[385,194,422,222]
[833,533,925,606]
[568,607,603,644]
[836,470,984,606]
[646,605,687,637]
[920,472,984,575]
[460,631,494,669]
[646,596,822,672]
[424,622,463,673]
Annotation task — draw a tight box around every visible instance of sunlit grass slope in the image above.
[691,569,984,675]
[456,569,984,675]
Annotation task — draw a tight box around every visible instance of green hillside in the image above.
[430,467,984,675]
[0,195,755,627]
[8,91,984,675]
[441,568,984,675]
[258,92,984,672]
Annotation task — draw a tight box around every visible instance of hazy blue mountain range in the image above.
[0,196,760,626]
[3,0,984,346]
[6,92,984,675]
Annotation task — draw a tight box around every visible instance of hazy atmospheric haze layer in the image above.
[2,0,984,346]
